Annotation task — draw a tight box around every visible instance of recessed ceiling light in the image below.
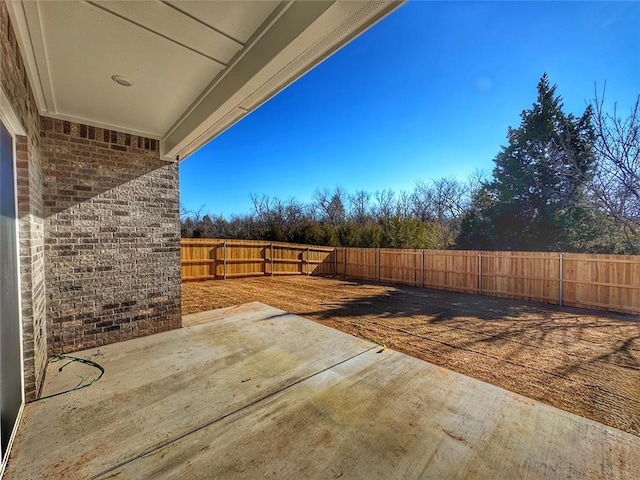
[111,75,134,87]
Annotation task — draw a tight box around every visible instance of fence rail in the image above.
[181,238,335,280]
[181,239,640,315]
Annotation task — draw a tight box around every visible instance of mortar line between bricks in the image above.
[87,344,379,480]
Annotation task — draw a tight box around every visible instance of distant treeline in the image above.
[182,75,639,254]
[182,175,484,250]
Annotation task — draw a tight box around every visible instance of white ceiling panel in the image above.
[39,0,223,137]
[165,1,281,44]
[88,1,244,65]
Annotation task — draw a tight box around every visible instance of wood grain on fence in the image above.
[480,251,561,303]
[562,253,640,313]
[181,238,334,280]
[181,239,639,315]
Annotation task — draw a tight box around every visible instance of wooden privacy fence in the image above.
[335,248,640,315]
[181,238,335,279]
[181,239,640,315]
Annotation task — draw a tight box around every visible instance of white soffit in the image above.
[6,0,404,161]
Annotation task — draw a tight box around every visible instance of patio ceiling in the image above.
[6,0,403,161]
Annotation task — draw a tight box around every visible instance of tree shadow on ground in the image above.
[304,279,640,374]
[308,279,637,324]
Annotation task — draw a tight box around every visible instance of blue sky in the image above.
[180,1,640,217]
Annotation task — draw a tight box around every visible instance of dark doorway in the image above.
[0,118,23,463]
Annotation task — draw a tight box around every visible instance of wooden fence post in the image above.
[333,248,337,277]
[307,247,310,275]
[344,248,347,276]
[270,243,274,276]
[421,250,425,287]
[223,241,227,280]
[559,253,564,306]
[478,251,482,295]
[377,248,381,281]
[214,243,218,280]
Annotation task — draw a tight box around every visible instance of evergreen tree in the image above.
[458,74,596,251]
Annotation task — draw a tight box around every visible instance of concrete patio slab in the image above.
[5,302,639,479]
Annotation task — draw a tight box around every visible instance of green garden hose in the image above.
[35,354,104,401]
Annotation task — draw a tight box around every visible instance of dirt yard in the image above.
[182,276,640,436]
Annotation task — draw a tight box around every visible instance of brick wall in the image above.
[2,0,183,397]
[1,0,47,401]
[42,120,182,353]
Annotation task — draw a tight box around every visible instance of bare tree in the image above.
[250,193,273,222]
[282,197,305,232]
[313,186,346,225]
[180,204,207,237]
[311,187,330,220]
[590,86,640,251]
[415,177,467,221]
[348,189,371,223]
[465,169,488,204]
[395,190,413,218]
[373,189,395,221]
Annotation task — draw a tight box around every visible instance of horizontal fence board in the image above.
[181,239,639,315]
[181,239,334,279]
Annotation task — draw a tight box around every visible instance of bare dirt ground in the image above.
[182,275,640,436]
